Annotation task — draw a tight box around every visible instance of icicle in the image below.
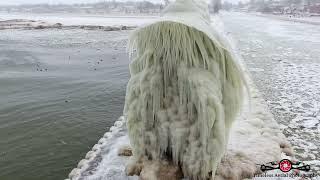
[124,21,246,179]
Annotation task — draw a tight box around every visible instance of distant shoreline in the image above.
[0,11,160,18]
[0,13,159,30]
[0,19,136,31]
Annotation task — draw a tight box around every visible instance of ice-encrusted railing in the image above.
[66,116,132,180]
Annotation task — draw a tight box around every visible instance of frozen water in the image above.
[221,12,320,174]
[273,62,320,164]
[0,13,158,27]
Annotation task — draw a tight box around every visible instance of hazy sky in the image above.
[0,0,245,5]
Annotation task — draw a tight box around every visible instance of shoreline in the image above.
[0,19,137,31]
[0,13,158,28]
[0,12,159,18]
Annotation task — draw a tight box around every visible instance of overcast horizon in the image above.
[0,0,245,6]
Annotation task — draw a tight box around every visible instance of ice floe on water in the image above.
[270,61,320,173]
[243,47,320,175]
[220,12,320,175]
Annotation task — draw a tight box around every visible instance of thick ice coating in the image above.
[123,0,246,179]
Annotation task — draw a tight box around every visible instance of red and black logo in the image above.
[260,159,311,173]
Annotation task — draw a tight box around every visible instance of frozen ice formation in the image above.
[124,21,245,179]
[123,0,248,179]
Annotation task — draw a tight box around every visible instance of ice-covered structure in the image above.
[66,1,294,180]
[67,13,294,180]
[123,0,247,179]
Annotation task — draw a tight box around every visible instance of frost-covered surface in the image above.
[221,12,320,174]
